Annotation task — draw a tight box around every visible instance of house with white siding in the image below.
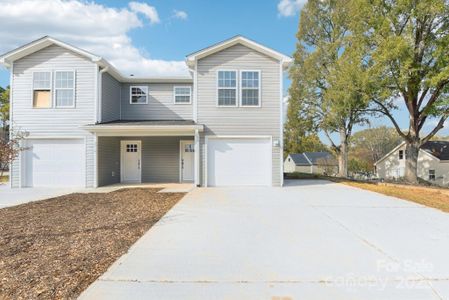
[375,141,449,186]
[0,36,291,188]
[284,152,338,175]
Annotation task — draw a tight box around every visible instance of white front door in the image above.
[121,140,141,183]
[180,140,194,182]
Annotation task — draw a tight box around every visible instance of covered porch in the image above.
[83,120,203,187]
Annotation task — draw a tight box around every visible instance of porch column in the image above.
[194,129,200,186]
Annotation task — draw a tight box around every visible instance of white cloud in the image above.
[0,0,188,77]
[277,0,307,17]
[129,1,160,24]
[172,10,188,20]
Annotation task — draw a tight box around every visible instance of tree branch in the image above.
[421,114,448,145]
[371,100,408,139]
[323,130,339,153]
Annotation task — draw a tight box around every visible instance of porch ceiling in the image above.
[82,120,203,136]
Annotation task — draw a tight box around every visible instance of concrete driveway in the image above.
[0,184,80,208]
[80,180,449,299]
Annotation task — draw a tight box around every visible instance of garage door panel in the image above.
[25,139,85,187]
[207,138,271,187]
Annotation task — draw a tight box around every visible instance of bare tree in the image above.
[0,130,29,180]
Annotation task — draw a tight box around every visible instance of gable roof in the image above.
[374,140,449,165]
[421,141,449,160]
[303,152,335,165]
[0,36,101,67]
[289,153,311,166]
[288,152,335,166]
[0,36,192,83]
[185,35,292,69]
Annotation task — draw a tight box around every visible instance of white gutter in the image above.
[81,124,204,136]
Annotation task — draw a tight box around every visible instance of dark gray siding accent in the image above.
[120,83,193,120]
[10,44,96,187]
[101,73,121,122]
[97,137,121,186]
[196,44,282,186]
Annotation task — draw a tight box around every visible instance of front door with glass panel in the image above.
[180,140,194,182]
[121,140,141,183]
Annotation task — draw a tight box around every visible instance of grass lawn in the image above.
[286,172,449,213]
[0,175,8,183]
[338,180,449,213]
[0,188,185,299]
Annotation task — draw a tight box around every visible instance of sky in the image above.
[0,0,446,140]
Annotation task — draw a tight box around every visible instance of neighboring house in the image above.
[0,36,291,188]
[284,152,337,175]
[375,141,449,186]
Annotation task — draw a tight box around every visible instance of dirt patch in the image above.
[0,188,184,299]
[339,181,449,213]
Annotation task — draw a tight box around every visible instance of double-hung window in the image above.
[241,70,260,107]
[33,71,52,108]
[54,71,75,108]
[398,150,404,160]
[217,70,237,106]
[174,86,192,104]
[429,169,436,181]
[130,86,148,104]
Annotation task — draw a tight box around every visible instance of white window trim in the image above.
[32,70,52,109]
[216,69,238,107]
[429,169,436,181]
[240,70,261,108]
[173,86,192,105]
[129,85,149,105]
[54,70,76,108]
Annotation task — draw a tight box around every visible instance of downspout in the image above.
[98,66,109,123]
[9,62,14,188]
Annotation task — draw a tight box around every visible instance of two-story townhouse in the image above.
[0,36,291,188]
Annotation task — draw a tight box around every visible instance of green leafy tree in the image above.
[0,86,10,135]
[350,126,402,171]
[284,95,327,156]
[290,0,372,177]
[352,0,449,183]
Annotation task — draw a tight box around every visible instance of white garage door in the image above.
[24,139,85,187]
[207,138,272,186]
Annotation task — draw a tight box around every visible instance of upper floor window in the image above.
[241,70,260,107]
[399,150,404,160]
[54,71,75,108]
[33,71,51,108]
[174,86,192,104]
[429,169,436,181]
[217,70,237,106]
[130,86,148,104]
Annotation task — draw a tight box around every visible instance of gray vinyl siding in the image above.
[101,73,121,122]
[120,83,193,120]
[196,44,282,186]
[97,137,121,186]
[97,136,191,185]
[10,44,96,187]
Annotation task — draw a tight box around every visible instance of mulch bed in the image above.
[0,188,185,299]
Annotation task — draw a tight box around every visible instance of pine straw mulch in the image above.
[0,188,185,300]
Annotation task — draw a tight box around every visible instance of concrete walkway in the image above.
[0,184,80,208]
[0,183,194,209]
[80,180,449,299]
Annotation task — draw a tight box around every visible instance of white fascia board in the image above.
[0,36,101,67]
[374,142,406,166]
[186,36,292,67]
[81,124,204,135]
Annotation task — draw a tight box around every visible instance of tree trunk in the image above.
[338,128,348,177]
[405,140,419,183]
